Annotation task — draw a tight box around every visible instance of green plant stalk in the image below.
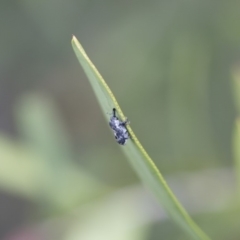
[71,35,211,240]
[232,70,240,196]
[233,120,240,198]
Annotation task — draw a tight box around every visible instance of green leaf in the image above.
[71,35,211,240]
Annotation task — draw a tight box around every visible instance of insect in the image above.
[109,108,130,145]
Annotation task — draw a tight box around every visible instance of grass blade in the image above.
[71,35,211,240]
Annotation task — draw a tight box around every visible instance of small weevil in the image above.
[109,108,129,145]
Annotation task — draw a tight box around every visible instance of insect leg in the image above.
[121,118,130,126]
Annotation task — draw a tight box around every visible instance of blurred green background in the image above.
[1,0,240,239]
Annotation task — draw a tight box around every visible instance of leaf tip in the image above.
[71,35,77,44]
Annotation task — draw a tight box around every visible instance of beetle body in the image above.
[109,108,129,145]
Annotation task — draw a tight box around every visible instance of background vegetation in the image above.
[1,1,240,239]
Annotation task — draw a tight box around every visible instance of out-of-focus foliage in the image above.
[0,0,240,239]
